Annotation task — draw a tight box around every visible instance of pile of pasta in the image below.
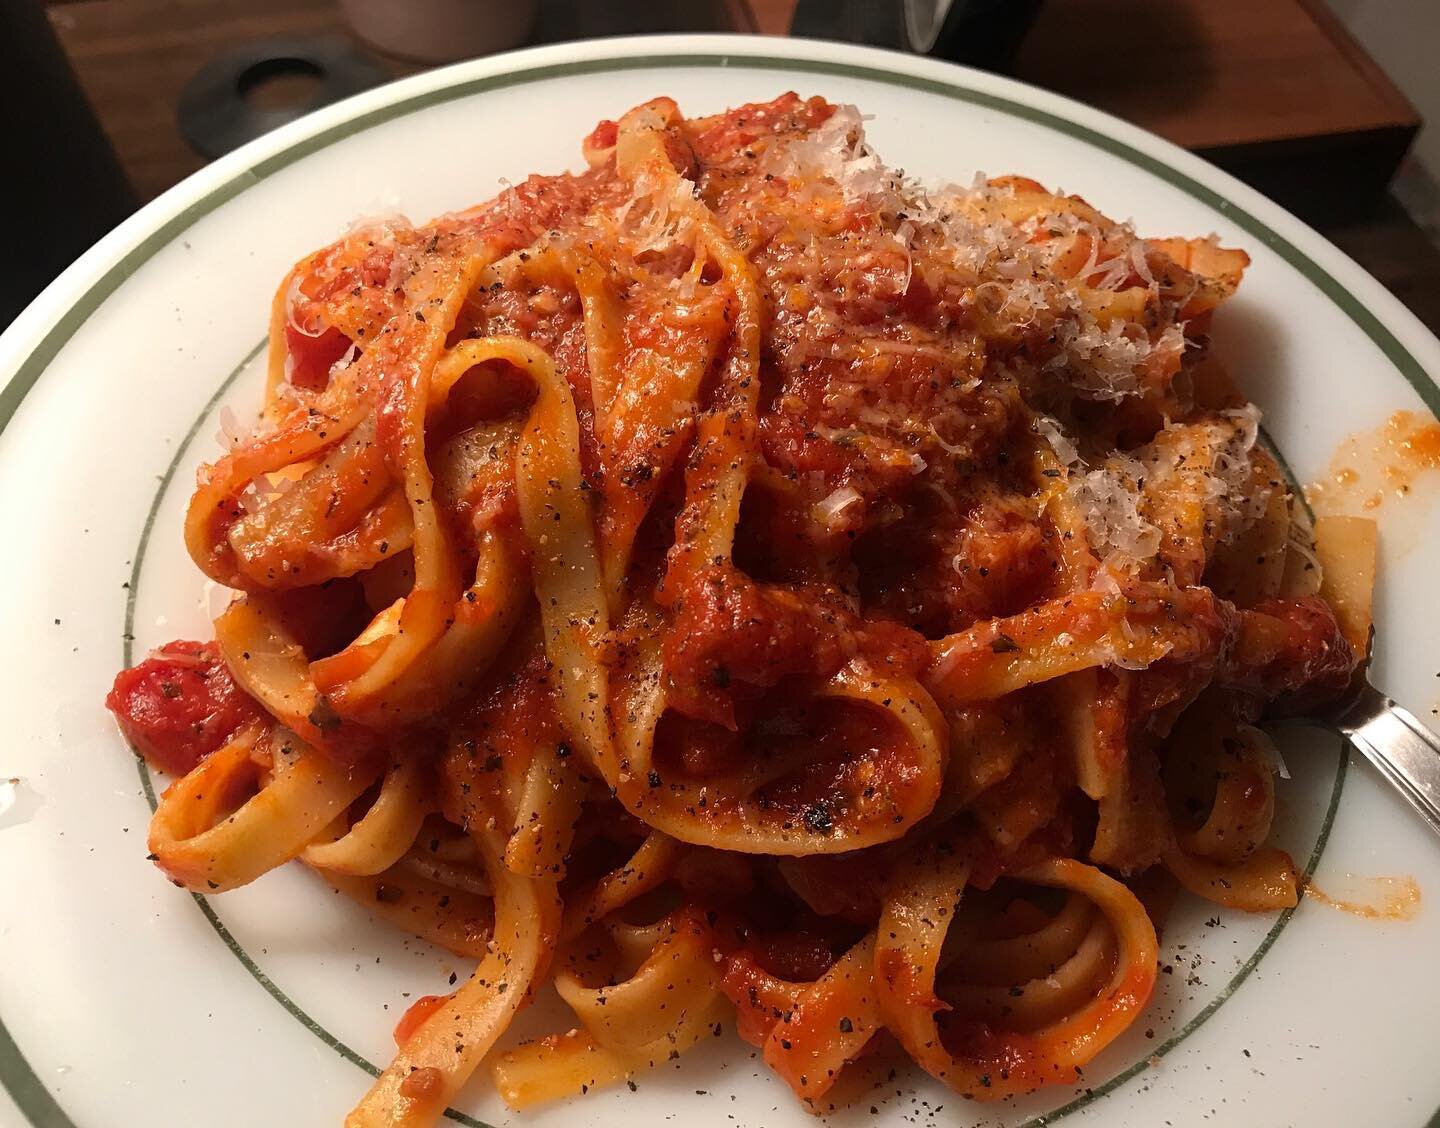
[108,95,1374,1127]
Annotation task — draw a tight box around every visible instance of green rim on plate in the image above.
[2,47,1436,1128]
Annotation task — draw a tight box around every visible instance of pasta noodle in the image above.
[105,94,1371,1126]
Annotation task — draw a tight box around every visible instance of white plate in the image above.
[2,34,1439,1128]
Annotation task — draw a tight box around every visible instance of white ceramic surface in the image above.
[1,35,1438,1128]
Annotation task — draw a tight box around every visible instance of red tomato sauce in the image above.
[1236,595,1356,699]
[661,563,929,729]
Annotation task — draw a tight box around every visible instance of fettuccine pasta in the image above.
[107,94,1368,1126]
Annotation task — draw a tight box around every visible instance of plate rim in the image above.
[3,32,1438,1128]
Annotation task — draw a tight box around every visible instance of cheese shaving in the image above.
[1070,456,1161,560]
[814,485,863,528]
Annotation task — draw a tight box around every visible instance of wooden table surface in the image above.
[45,0,1440,337]
[47,0,415,202]
[1021,0,1416,151]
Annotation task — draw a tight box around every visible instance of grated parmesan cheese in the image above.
[1138,406,1269,545]
[283,273,322,338]
[1034,415,1079,466]
[813,486,863,528]
[328,341,360,381]
[1240,723,1290,780]
[215,406,257,451]
[759,103,1204,415]
[1070,456,1162,560]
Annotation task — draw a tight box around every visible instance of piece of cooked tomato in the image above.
[105,640,262,776]
[284,323,351,391]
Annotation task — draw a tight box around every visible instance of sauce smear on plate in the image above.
[1306,410,1440,517]
[1305,873,1421,921]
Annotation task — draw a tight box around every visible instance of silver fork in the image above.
[1298,679,1440,838]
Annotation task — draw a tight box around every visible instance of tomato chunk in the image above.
[284,323,351,391]
[662,564,850,729]
[583,117,618,155]
[106,641,262,776]
[662,563,928,729]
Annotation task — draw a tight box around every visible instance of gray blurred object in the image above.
[904,0,1045,71]
[0,0,137,326]
[790,0,1044,74]
[342,0,539,63]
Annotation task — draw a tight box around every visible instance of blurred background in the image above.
[4,0,1440,331]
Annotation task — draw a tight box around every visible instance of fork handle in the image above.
[1335,682,1440,839]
